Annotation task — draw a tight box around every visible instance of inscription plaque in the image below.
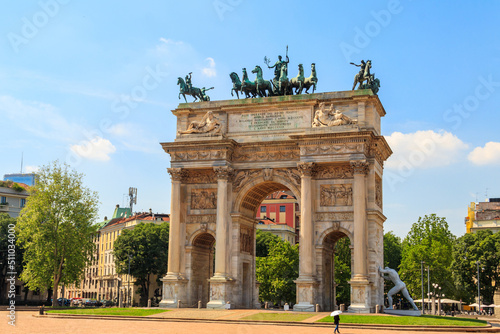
[229,109,310,132]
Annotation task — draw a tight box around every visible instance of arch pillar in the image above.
[348,161,371,313]
[294,162,319,312]
[159,168,188,308]
[207,166,234,309]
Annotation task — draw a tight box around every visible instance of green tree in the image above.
[255,229,281,257]
[399,214,455,299]
[384,231,402,270]
[16,161,99,307]
[256,238,299,305]
[334,237,351,305]
[113,222,169,306]
[0,213,24,304]
[451,230,500,305]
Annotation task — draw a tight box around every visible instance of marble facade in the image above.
[159,90,391,312]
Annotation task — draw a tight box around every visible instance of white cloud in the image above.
[70,137,116,161]
[107,123,134,137]
[0,95,79,141]
[468,142,500,165]
[385,130,468,170]
[202,57,217,77]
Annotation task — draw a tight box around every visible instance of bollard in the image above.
[198,300,202,309]
[315,304,320,312]
[376,304,382,313]
[39,305,44,315]
[284,303,289,311]
[265,301,268,309]
[177,300,181,308]
[147,299,151,308]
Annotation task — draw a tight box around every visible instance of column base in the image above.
[206,276,234,309]
[293,302,316,312]
[159,275,188,308]
[294,278,319,312]
[348,278,372,313]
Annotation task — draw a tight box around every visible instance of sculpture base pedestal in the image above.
[348,278,371,313]
[158,275,188,309]
[384,309,421,317]
[206,276,233,310]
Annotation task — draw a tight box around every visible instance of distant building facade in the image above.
[61,205,169,306]
[0,180,29,218]
[466,198,500,234]
[256,191,299,244]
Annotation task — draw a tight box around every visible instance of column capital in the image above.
[167,168,187,181]
[297,162,316,177]
[214,166,234,180]
[350,161,369,175]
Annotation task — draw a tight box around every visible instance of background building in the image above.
[62,205,169,306]
[465,198,500,234]
[256,191,299,244]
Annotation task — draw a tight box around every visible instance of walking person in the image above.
[333,313,340,333]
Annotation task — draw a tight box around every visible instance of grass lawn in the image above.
[46,308,169,317]
[241,312,314,322]
[317,314,487,327]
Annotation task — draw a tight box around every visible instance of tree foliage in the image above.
[113,222,169,306]
[255,229,281,257]
[451,230,500,304]
[256,237,299,305]
[334,237,351,305]
[399,214,455,299]
[16,161,99,307]
[384,231,402,270]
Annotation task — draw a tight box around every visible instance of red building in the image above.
[256,191,299,244]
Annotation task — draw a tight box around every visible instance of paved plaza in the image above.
[1,310,499,334]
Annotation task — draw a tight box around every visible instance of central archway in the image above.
[233,175,301,309]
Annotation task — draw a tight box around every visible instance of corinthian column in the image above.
[351,161,369,280]
[297,162,316,279]
[166,168,186,278]
[213,166,233,278]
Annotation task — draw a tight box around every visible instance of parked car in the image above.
[51,298,71,306]
[84,299,97,307]
[100,299,114,307]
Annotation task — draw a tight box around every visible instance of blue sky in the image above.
[1,1,499,238]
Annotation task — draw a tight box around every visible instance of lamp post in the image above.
[476,260,481,314]
[421,261,425,314]
[427,266,430,312]
[127,254,132,307]
[431,283,441,315]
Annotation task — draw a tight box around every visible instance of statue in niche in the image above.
[178,111,222,135]
[312,103,357,128]
[379,266,419,310]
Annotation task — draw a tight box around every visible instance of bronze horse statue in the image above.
[229,72,242,99]
[240,68,258,98]
[290,63,305,94]
[252,65,274,97]
[352,60,373,90]
[303,63,317,94]
[177,77,203,102]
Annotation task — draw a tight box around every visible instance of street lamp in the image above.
[426,266,430,312]
[476,260,481,314]
[128,254,132,308]
[431,283,442,315]
[421,261,425,314]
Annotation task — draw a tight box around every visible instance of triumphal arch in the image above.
[159,90,391,313]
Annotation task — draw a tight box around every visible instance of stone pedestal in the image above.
[293,279,318,312]
[206,277,234,309]
[159,276,188,308]
[348,279,371,313]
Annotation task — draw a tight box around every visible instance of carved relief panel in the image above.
[240,226,253,254]
[375,176,382,209]
[191,189,217,210]
[320,184,353,207]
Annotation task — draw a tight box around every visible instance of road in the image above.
[1,311,497,334]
